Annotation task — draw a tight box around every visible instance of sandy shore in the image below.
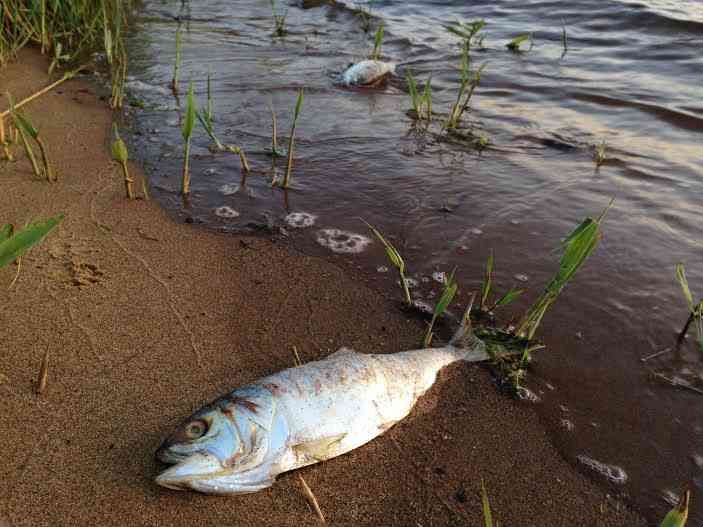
[0,49,645,526]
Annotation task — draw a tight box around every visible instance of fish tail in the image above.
[449,295,488,362]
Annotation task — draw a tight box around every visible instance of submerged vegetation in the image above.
[270,0,288,37]
[506,33,533,52]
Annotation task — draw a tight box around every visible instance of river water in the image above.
[123,0,703,523]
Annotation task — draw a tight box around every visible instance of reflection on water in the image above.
[124,0,703,522]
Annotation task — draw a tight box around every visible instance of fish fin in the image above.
[449,295,488,362]
[293,433,347,462]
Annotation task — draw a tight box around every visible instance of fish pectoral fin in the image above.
[293,433,347,462]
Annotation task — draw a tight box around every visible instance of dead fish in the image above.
[341,60,396,86]
[155,305,487,494]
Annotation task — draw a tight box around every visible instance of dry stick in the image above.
[120,160,135,199]
[298,474,326,524]
[0,118,12,161]
[0,66,84,120]
[36,348,50,395]
[9,256,22,289]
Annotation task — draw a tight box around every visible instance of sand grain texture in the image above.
[0,49,645,526]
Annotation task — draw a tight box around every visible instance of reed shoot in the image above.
[480,480,495,527]
[675,263,703,352]
[364,221,412,307]
[276,88,304,189]
[181,82,196,196]
[479,251,524,312]
[445,45,485,130]
[226,145,251,173]
[270,0,288,37]
[0,215,63,268]
[445,19,486,48]
[595,140,607,167]
[171,24,182,95]
[8,93,54,181]
[515,201,612,341]
[423,268,458,347]
[268,102,283,157]
[506,33,532,52]
[111,124,134,199]
[371,22,384,60]
[660,490,690,527]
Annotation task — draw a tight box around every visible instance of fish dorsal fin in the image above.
[292,433,347,462]
[327,347,357,360]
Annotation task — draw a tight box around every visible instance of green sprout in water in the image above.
[445,45,485,130]
[171,23,182,95]
[363,221,412,307]
[371,22,384,60]
[271,0,288,37]
[111,123,134,200]
[181,82,196,196]
[479,250,524,313]
[445,19,486,48]
[423,268,458,347]
[274,89,304,189]
[660,490,690,527]
[406,69,432,121]
[515,201,612,342]
[506,33,533,52]
[675,263,703,353]
[595,140,607,167]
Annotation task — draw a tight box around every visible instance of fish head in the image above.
[155,388,277,493]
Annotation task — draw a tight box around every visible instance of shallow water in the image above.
[124,0,703,522]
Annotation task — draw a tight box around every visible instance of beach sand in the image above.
[0,49,645,526]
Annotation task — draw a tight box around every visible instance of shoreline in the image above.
[0,48,645,526]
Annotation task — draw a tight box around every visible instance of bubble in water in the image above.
[470,227,483,235]
[203,168,218,176]
[514,273,529,283]
[576,455,628,485]
[316,229,371,254]
[219,183,239,196]
[285,212,317,229]
[377,266,389,273]
[214,206,240,219]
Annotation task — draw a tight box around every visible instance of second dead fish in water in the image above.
[341,60,396,86]
[155,305,487,494]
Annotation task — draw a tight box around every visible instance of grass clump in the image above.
[675,263,703,352]
[406,69,432,121]
[180,82,196,196]
[273,89,304,189]
[364,221,412,307]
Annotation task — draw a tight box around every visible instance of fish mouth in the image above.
[155,452,230,491]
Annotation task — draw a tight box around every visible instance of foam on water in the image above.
[576,455,628,485]
[315,229,371,254]
[285,212,317,229]
[214,206,240,219]
[219,184,239,196]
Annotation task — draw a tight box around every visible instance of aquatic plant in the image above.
[515,202,612,341]
[506,33,532,52]
[445,45,485,130]
[371,22,384,60]
[270,0,288,37]
[0,215,63,269]
[660,490,690,527]
[445,19,486,49]
[274,89,304,189]
[675,263,703,353]
[111,123,134,199]
[8,93,55,181]
[181,82,196,196]
[423,268,458,347]
[355,1,374,33]
[406,69,433,121]
[363,222,412,307]
[595,140,607,167]
[47,42,69,76]
[171,24,182,95]
[479,251,524,313]
[196,70,225,152]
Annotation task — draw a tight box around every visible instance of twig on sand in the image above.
[9,256,22,289]
[640,347,672,363]
[36,347,50,395]
[292,345,303,367]
[652,371,703,396]
[298,474,326,524]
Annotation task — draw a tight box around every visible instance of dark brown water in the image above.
[123,0,703,523]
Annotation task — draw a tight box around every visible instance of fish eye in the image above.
[185,420,207,439]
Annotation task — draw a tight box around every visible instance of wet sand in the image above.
[0,49,645,526]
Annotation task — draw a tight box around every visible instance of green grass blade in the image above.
[182,82,196,141]
[480,251,493,310]
[372,22,384,60]
[481,480,494,527]
[0,215,63,268]
[0,224,13,243]
[676,263,695,314]
[507,33,531,51]
[495,288,524,307]
[660,490,690,527]
[363,220,411,306]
